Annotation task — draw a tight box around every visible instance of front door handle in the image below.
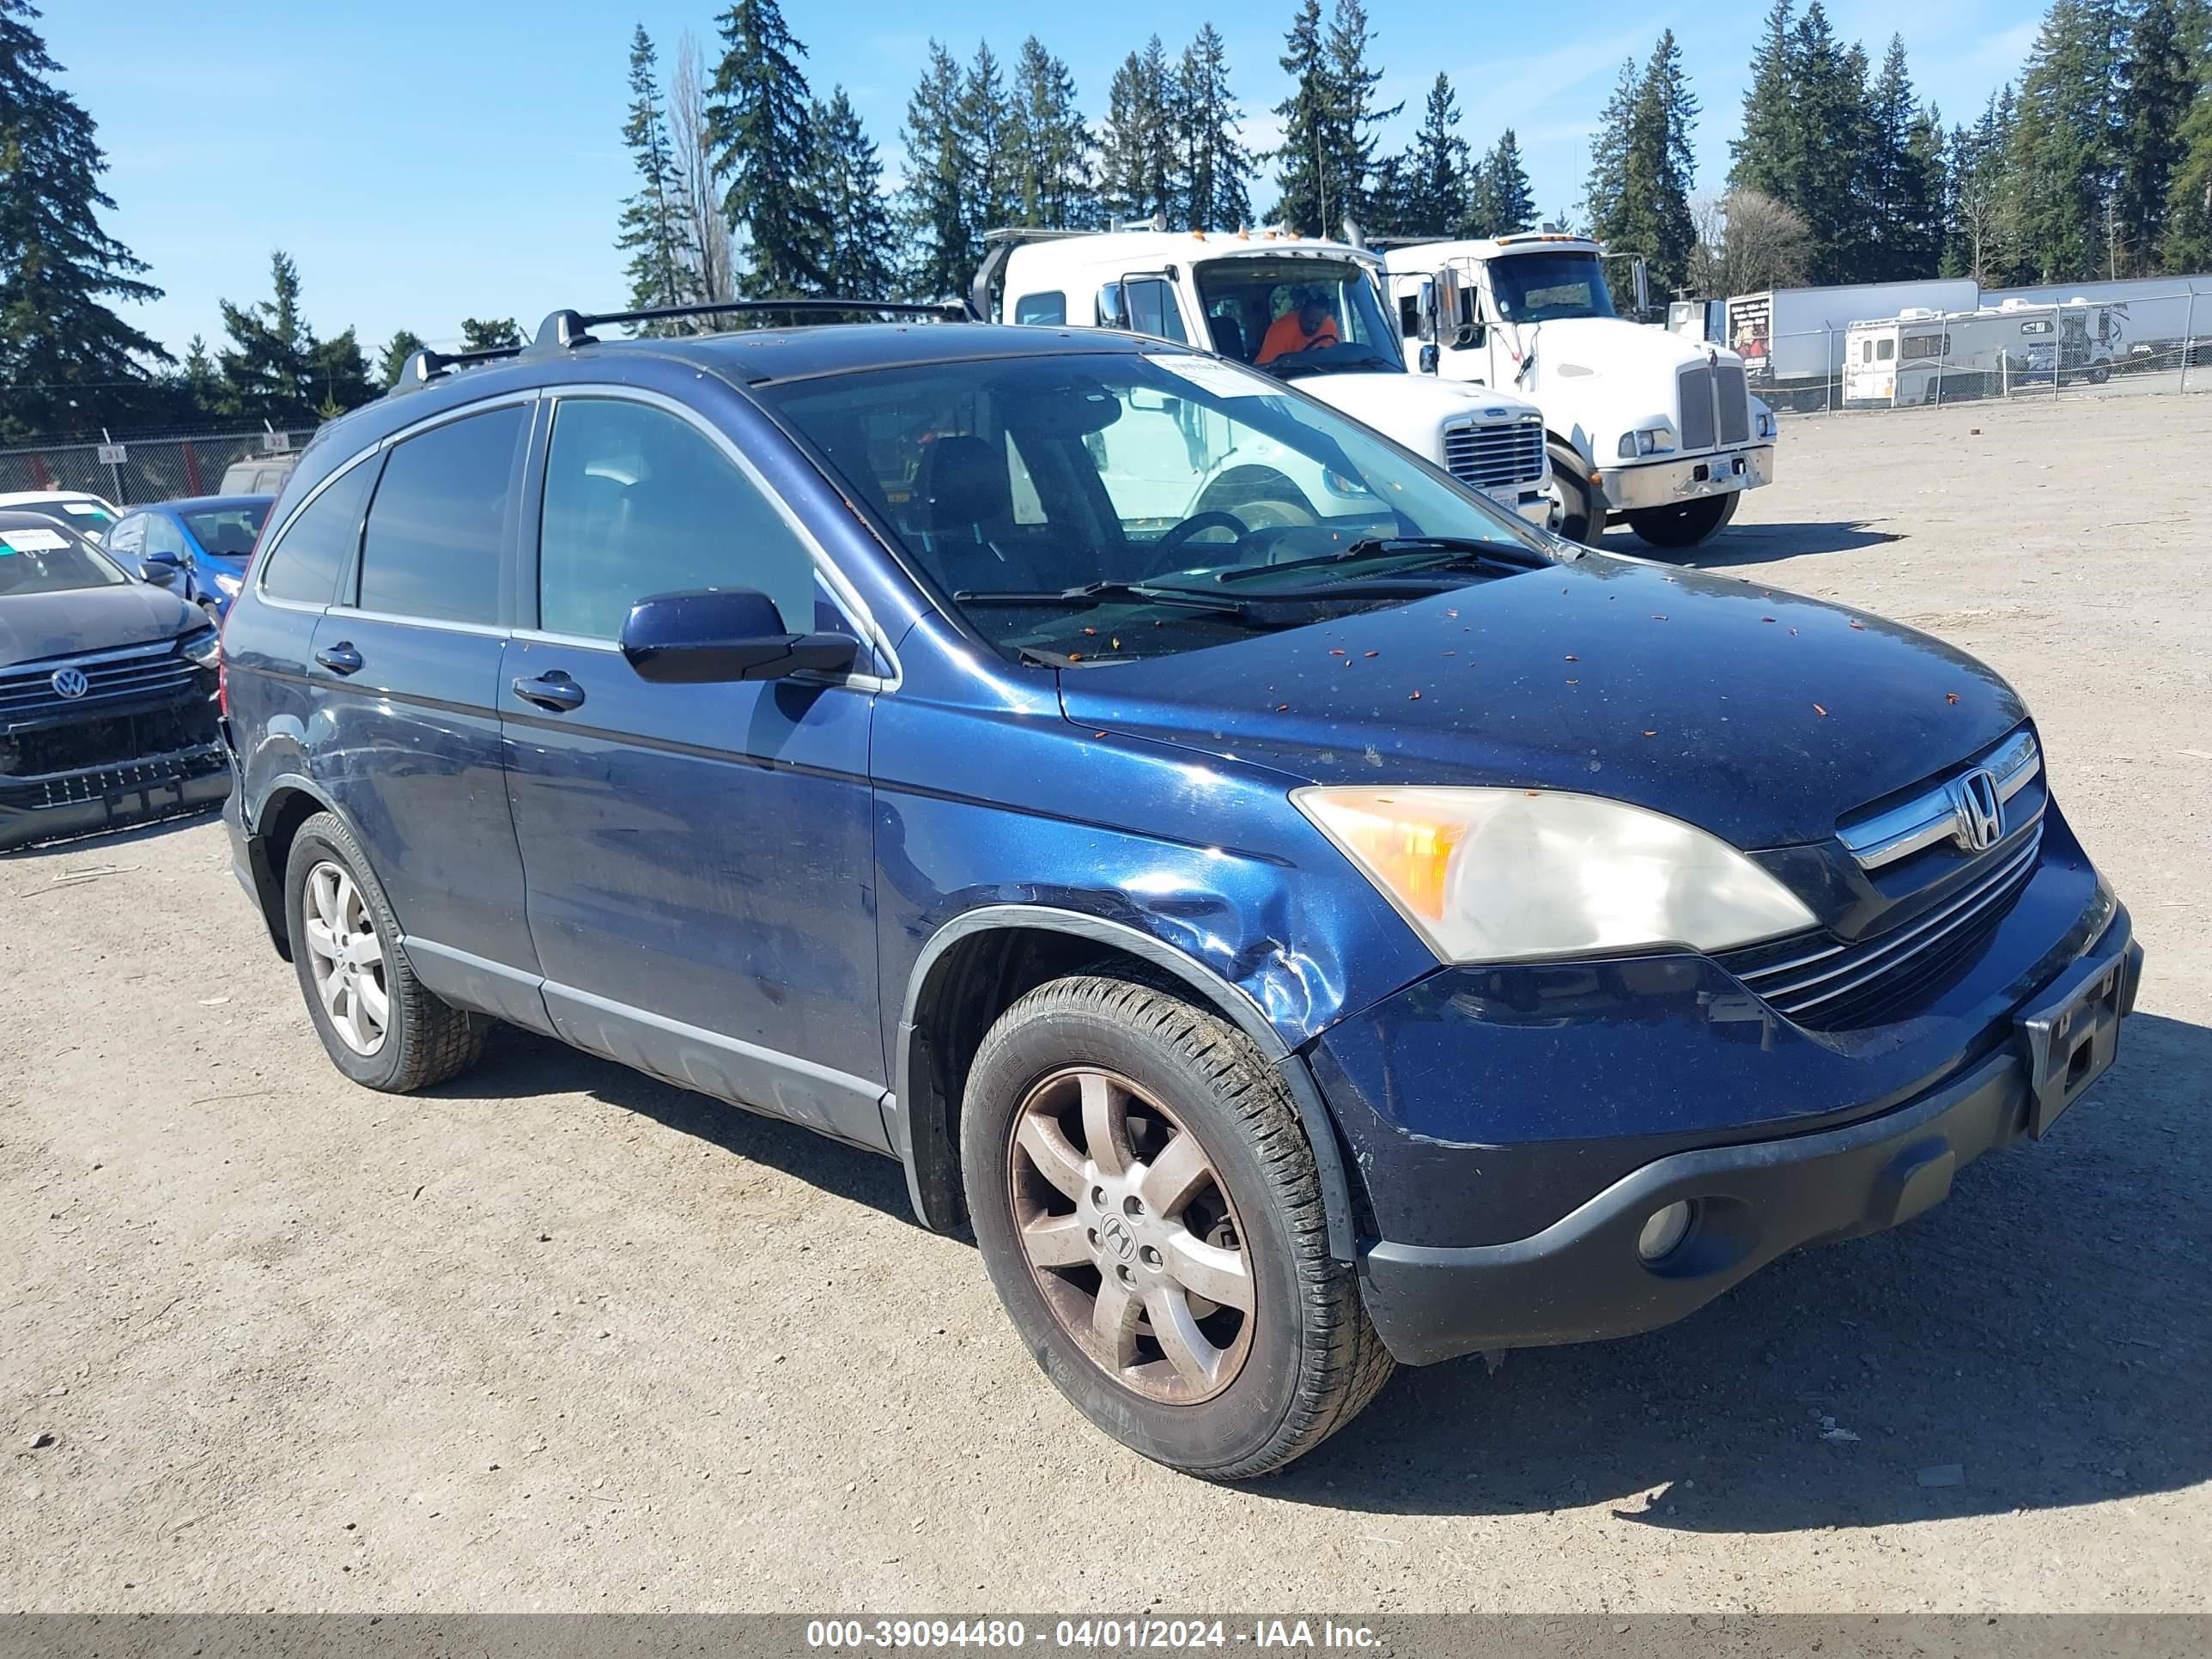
[511,672,586,713]
[314,641,362,675]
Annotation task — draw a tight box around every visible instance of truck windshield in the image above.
[759,349,1557,665]
[1489,252,1617,323]
[1190,258,1405,380]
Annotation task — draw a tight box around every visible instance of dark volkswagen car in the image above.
[217,309,2139,1480]
[0,511,228,851]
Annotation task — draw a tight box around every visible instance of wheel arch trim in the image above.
[890,903,1359,1261]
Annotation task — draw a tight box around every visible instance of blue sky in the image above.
[47,0,2045,358]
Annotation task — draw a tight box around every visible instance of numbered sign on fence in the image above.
[96,443,128,465]
[263,432,292,453]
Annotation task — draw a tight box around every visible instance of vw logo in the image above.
[1950,768,2003,852]
[1097,1213,1138,1263]
[50,667,89,701]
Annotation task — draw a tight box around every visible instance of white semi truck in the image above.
[970,228,1554,532]
[1379,233,1778,548]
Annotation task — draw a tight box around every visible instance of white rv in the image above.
[973,228,1553,531]
[1380,234,1778,548]
[1843,299,2129,405]
[1727,278,1979,398]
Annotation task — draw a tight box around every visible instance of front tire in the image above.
[1545,446,1603,543]
[1627,493,1733,549]
[962,975,1393,1480]
[284,811,488,1091]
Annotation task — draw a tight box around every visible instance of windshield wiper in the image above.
[952,580,1252,615]
[1188,536,1548,587]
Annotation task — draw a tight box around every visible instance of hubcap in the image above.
[301,860,389,1056]
[1006,1066,1255,1405]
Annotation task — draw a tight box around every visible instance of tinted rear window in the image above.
[259,460,377,605]
[357,405,525,624]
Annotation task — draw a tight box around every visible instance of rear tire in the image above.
[284,811,488,1091]
[962,975,1393,1480]
[1545,446,1603,543]
[1627,494,1732,549]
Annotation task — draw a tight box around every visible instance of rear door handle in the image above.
[314,641,362,675]
[511,672,585,713]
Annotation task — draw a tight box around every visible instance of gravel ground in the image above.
[3,392,2208,1613]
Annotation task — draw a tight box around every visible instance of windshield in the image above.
[1191,258,1404,379]
[1488,252,1617,323]
[32,498,118,543]
[761,349,1560,665]
[182,501,270,557]
[0,522,126,594]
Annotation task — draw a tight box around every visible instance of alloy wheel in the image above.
[301,860,389,1056]
[1006,1066,1255,1404]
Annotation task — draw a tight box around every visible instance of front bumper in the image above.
[1354,912,2141,1365]
[1493,485,1553,527]
[1604,443,1774,513]
[0,743,230,852]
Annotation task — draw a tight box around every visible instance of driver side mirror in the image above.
[139,550,186,583]
[620,587,860,685]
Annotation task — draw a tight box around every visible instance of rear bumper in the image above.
[1604,443,1773,512]
[1356,913,2141,1365]
[0,743,230,852]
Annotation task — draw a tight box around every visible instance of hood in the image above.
[1293,371,1539,440]
[1509,315,1735,386]
[1056,556,2025,851]
[0,581,198,670]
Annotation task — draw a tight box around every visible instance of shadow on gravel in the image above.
[1661,519,1903,568]
[439,1024,917,1224]
[0,802,224,863]
[1267,1011,2212,1529]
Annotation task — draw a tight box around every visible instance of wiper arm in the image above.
[952,580,1250,615]
[1192,536,1546,586]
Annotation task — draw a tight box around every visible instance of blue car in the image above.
[216,305,2140,1480]
[106,495,273,620]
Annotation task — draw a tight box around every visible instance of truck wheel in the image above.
[284,811,489,1091]
[1627,495,1732,549]
[961,975,1394,1480]
[2087,362,2111,385]
[1545,447,1603,543]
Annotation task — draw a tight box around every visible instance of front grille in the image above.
[0,640,200,722]
[1716,362,1751,444]
[1443,416,1546,493]
[1676,366,1717,451]
[1,699,220,777]
[15,745,226,810]
[1721,824,2044,1030]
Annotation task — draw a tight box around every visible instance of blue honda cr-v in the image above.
[218,304,2141,1480]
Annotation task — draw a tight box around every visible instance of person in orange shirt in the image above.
[1255,290,1340,363]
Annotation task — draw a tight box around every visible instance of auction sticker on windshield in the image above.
[0,528,69,553]
[1144,352,1275,399]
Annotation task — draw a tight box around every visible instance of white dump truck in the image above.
[970,228,1554,531]
[1843,299,2130,405]
[1379,233,1778,547]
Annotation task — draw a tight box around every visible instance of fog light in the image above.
[1637,1200,1693,1262]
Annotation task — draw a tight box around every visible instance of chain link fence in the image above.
[1743,288,2209,415]
[0,426,319,505]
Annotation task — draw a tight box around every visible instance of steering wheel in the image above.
[1151,510,1251,557]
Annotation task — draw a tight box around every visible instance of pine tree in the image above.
[1271,0,1331,231]
[1730,0,1800,202]
[1949,88,2021,282]
[0,0,167,440]
[1007,37,1092,228]
[2117,0,2193,270]
[1397,75,1471,234]
[1867,37,1941,279]
[309,330,373,419]
[1323,0,1397,228]
[808,88,896,297]
[459,318,522,351]
[1474,128,1536,237]
[959,43,1020,242]
[1176,26,1252,232]
[2166,75,2212,270]
[1902,102,1950,276]
[617,27,691,322]
[1589,33,1697,295]
[1099,38,1177,225]
[217,252,317,424]
[900,42,973,298]
[182,335,224,409]
[377,331,426,387]
[1583,58,1641,240]
[705,0,829,296]
[2002,0,2127,281]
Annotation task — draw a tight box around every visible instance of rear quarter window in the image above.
[258,459,379,606]
[356,405,526,624]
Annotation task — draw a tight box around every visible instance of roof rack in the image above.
[532,297,969,350]
[390,341,527,396]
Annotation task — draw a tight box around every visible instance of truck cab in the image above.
[979,229,1553,531]
[1381,234,1779,549]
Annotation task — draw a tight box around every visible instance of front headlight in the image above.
[181,627,222,668]
[1295,786,1816,963]
[1755,408,1778,440]
[214,570,243,597]
[1615,425,1675,459]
